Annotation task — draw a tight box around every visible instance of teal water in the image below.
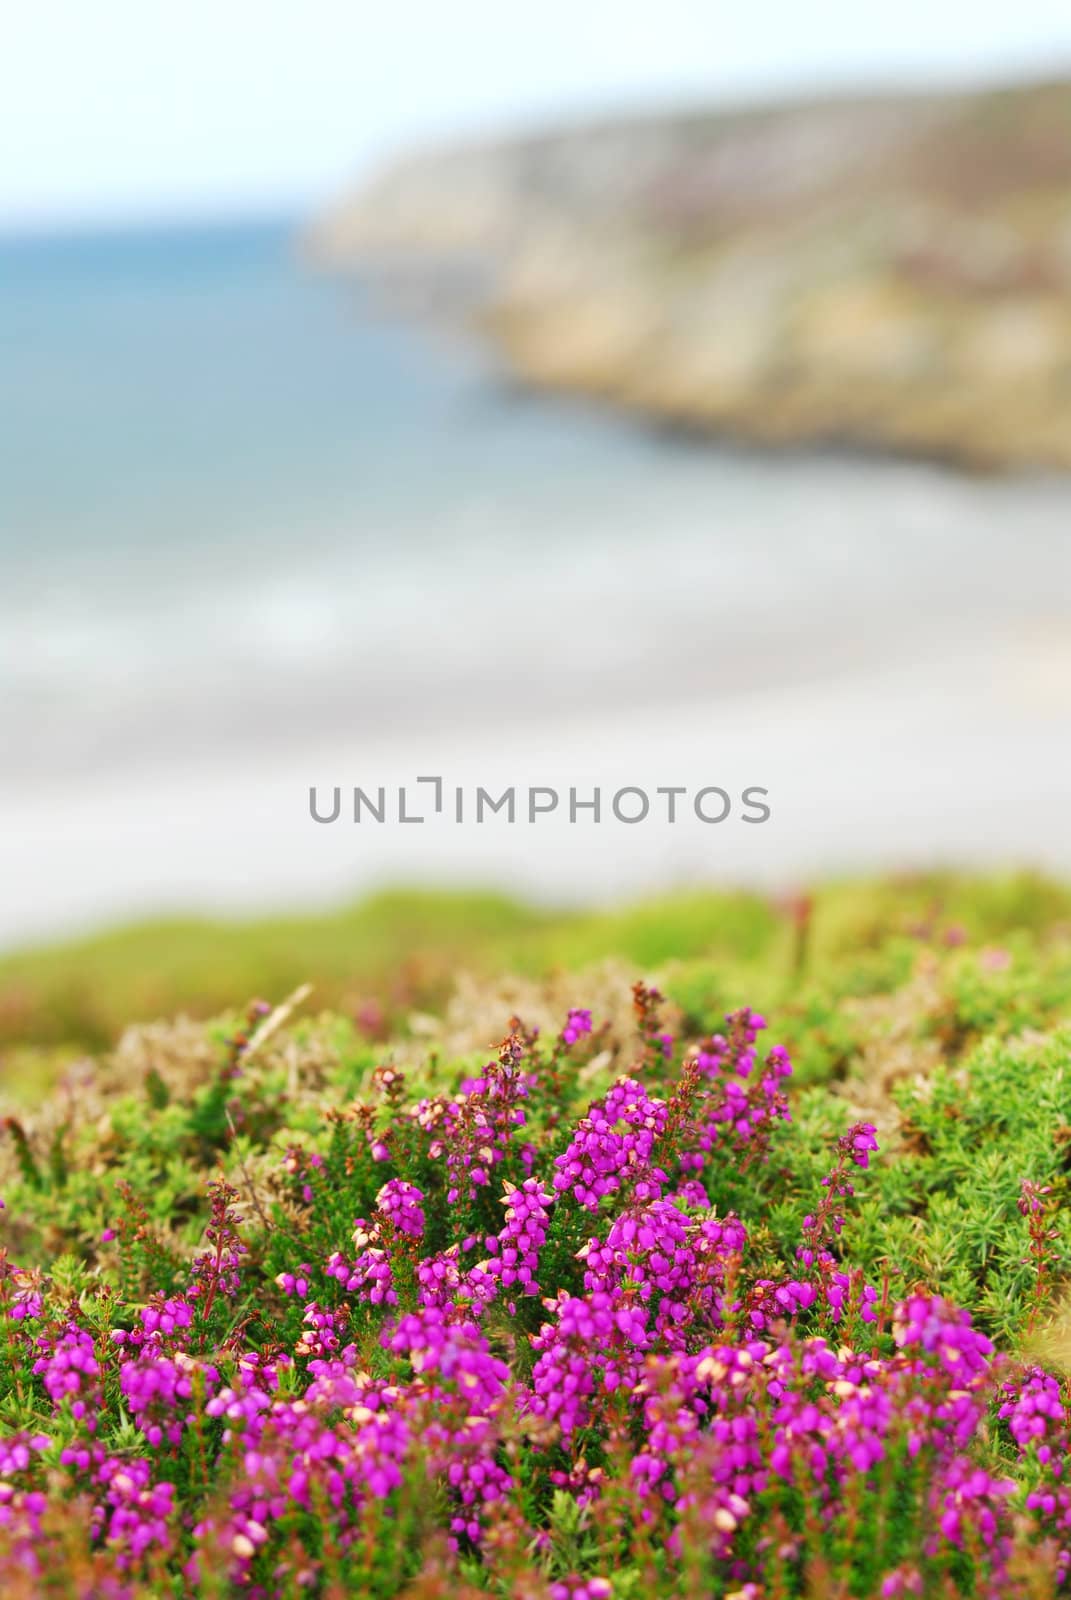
[1,218,649,569]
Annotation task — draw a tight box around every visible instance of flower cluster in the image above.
[560,1008,593,1048]
[188,1178,247,1316]
[0,991,1068,1598]
[120,1348,219,1447]
[416,1054,533,1204]
[31,1323,101,1427]
[553,1077,669,1208]
[376,1177,426,1237]
[580,1198,746,1345]
[1000,1366,1071,1582]
[482,1177,554,1306]
[681,1008,793,1172]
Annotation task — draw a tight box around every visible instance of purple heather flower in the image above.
[561,1008,593,1047]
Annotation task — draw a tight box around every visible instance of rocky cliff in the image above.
[310,79,1071,469]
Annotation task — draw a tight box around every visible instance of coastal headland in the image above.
[310,77,1071,470]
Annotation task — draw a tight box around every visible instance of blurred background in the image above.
[3,1,1071,1024]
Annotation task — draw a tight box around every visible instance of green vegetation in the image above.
[1,872,1070,1594]
[3,869,1069,1058]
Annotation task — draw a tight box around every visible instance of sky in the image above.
[5,1,1071,227]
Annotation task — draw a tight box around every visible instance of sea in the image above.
[2,217,1071,944]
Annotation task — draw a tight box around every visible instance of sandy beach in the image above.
[3,626,1069,950]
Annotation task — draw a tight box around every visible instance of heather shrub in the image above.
[0,901,1069,1595]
